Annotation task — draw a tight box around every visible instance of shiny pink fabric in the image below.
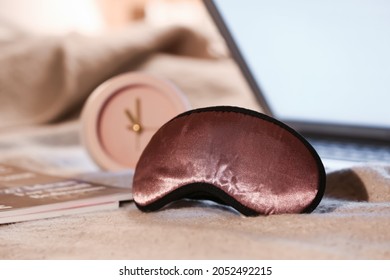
[133,108,325,215]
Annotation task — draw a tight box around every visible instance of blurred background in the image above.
[0,0,233,59]
[1,0,261,128]
[0,0,222,48]
[0,0,259,172]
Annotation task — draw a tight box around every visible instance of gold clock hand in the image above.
[133,98,143,133]
[125,108,137,125]
[124,109,141,133]
[124,102,143,134]
[136,98,141,125]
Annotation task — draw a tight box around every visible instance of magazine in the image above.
[0,163,132,224]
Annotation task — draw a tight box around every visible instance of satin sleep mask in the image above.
[133,106,326,216]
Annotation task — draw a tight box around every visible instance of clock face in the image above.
[81,72,191,171]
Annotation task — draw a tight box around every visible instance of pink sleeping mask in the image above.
[133,106,326,215]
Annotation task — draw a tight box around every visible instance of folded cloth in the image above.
[0,21,259,130]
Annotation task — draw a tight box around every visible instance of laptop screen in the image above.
[211,0,390,131]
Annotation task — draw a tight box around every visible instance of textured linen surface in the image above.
[0,22,389,259]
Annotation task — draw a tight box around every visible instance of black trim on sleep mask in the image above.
[135,182,259,216]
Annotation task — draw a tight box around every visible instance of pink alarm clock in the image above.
[80,72,191,171]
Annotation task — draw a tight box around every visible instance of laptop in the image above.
[204,0,390,169]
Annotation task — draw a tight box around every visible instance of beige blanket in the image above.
[0,23,389,259]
